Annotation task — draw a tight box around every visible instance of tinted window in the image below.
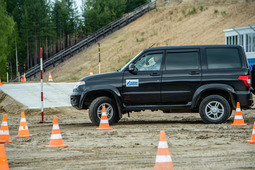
[165,52,199,70]
[206,48,241,69]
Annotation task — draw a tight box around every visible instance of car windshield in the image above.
[120,51,143,72]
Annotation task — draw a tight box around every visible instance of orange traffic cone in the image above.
[48,72,53,81]
[46,117,68,148]
[21,74,26,82]
[15,112,30,138]
[90,69,93,76]
[154,131,174,170]
[0,115,12,143]
[0,144,9,170]
[231,102,247,126]
[247,121,255,143]
[96,106,113,130]
[0,79,2,86]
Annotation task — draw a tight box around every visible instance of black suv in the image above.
[71,45,253,125]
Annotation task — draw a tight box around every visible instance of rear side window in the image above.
[206,48,241,69]
[165,52,199,70]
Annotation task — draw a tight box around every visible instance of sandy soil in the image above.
[2,105,255,170]
[32,1,255,82]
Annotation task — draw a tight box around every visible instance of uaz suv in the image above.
[71,45,253,124]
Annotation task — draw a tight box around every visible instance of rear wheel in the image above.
[199,95,231,124]
[89,96,120,125]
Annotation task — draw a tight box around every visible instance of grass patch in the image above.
[188,7,197,15]
[200,6,204,11]
[71,76,79,80]
[169,10,173,15]
[182,9,186,15]
[221,11,227,16]
[214,9,219,14]
[136,37,144,42]
[125,58,132,63]
[111,67,116,71]
[150,31,158,37]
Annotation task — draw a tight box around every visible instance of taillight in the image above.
[238,76,251,87]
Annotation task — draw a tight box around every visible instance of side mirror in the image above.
[129,63,135,71]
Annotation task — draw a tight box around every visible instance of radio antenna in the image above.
[149,43,155,48]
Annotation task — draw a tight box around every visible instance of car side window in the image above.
[206,48,241,69]
[134,53,163,71]
[165,52,199,70]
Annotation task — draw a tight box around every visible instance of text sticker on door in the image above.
[126,79,139,87]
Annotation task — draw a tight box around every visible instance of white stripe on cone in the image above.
[100,120,109,123]
[21,118,26,122]
[236,108,241,112]
[234,115,243,119]
[155,155,172,163]
[158,141,168,148]
[0,130,9,135]
[53,125,60,129]
[19,126,28,130]
[1,122,7,126]
[51,134,62,139]
[252,129,255,134]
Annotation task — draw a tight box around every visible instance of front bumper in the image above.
[70,92,81,109]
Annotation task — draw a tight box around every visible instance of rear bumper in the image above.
[236,91,254,109]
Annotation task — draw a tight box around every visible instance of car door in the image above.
[122,51,164,106]
[161,49,201,105]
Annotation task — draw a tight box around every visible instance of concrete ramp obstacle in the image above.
[0,83,75,109]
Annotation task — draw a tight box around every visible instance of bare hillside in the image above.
[42,1,255,81]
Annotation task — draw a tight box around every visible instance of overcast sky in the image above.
[75,0,83,13]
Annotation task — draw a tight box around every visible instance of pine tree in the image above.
[0,0,15,81]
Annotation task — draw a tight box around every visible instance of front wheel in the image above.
[89,96,120,125]
[199,95,231,124]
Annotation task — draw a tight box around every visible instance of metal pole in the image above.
[248,25,255,32]
[38,48,51,124]
[232,27,241,45]
[98,43,101,74]
[40,48,44,123]
[24,64,26,82]
[15,34,19,80]
[6,62,8,83]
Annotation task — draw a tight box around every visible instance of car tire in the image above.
[199,95,231,124]
[89,96,120,125]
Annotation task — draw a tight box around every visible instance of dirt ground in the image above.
[2,105,255,170]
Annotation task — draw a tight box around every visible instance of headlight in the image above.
[74,81,85,89]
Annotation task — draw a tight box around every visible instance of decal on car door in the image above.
[126,79,139,87]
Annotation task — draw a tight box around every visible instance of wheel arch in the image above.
[192,84,236,110]
[80,86,123,118]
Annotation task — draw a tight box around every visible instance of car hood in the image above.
[80,71,122,82]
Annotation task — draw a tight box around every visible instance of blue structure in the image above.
[224,25,255,69]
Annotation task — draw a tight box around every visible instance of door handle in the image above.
[150,72,160,76]
[189,71,200,75]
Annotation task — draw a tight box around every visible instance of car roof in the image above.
[143,45,241,52]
